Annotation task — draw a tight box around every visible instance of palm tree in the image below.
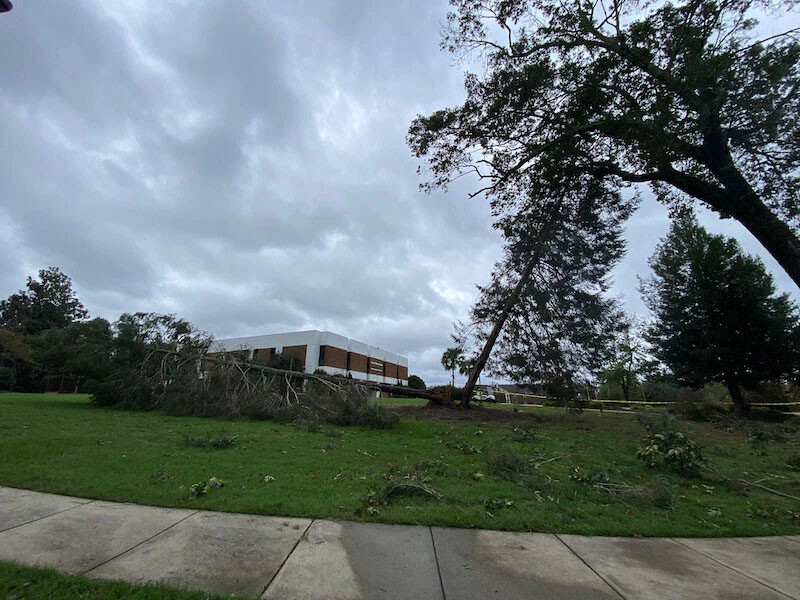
[457,355,478,382]
[440,347,463,387]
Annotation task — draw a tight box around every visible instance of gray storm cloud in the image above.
[0,0,795,386]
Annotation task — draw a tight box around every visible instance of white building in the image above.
[212,330,408,386]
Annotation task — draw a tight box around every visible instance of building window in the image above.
[318,345,326,366]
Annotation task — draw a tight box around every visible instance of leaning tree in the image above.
[454,176,631,405]
[409,0,800,286]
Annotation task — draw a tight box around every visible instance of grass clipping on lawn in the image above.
[93,347,398,429]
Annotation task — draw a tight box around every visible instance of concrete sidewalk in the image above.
[1,486,798,599]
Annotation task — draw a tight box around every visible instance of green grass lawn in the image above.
[0,561,243,600]
[1,393,799,537]
[374,396,428,407]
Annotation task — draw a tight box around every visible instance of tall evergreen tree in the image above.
[641,215,800,415]
[459,187,629,403]
[0,267,88,335]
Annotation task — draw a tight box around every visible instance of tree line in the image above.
[0,268,304,395]
[411,0,800,416]
[441,215,800,415]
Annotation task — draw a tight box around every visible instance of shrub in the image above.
[92,371,153,408]
[294,419,322,433]
[325,388,398,429]
[408,375,426,390]
[639,380,680,404]
[637,430,703,474]
[637,417,703,475]
[747,409,793,423]
[449,434,482,454]
[428,385,464,403]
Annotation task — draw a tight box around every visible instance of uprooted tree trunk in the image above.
[462,253,541,408]
[460,202,566,409]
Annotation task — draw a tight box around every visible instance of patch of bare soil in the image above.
[390,403,542,425]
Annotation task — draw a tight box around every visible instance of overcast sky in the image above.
[1,1,797,386]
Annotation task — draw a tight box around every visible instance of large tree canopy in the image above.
[641,213,800,414]
[29,318,113,387]
[408,0,800,286]
[0,267,88,335]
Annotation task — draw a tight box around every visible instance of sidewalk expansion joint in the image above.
[428,526,447,600]
[553,534,628,600]
[260,518,315,598]
[82,510,199,576]
[670,538,796,600]
[0,499,95,534]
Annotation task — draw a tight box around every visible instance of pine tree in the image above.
[641,215,800,415]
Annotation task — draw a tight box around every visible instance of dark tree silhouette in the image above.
[409,0,800,287]
[641,214,800,415]
[0,267,88,335]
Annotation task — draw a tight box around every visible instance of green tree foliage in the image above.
[0,267,88,335]
[28,318,113,390]
[641,214,800,415]
[599,317,652,401]
[441,347,464,386]
[0,329,35,390]
[457,354,477,378]
[93,313,212,408]
[111,313,211,369]
[408,0,800,287]
[407,374,426,389]
[456,190,629,397]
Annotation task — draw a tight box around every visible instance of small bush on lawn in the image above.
[428,385,464,404]
[637,417,703,475]
[78,378,101,395]
[326,389,398,429]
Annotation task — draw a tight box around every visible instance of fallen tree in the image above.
[92,345,439,426]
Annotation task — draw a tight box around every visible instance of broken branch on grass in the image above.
[535,456,564,468]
